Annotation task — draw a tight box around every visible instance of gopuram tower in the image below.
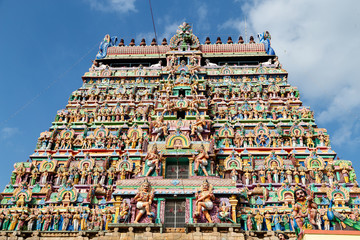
[1,23,360,240]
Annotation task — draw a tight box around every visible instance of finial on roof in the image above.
[238,36,244,44]
[249,36,255,44]
[216,37,222,44]
[227,37,233,44]
[205,37,211,44]
[140,38,146,46]
[129,39,136,46]
[161,38,167,45]
[118,39,125,47]
[151,38,157,46]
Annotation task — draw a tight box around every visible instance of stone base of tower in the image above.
[303,230,360,240]
[0,229,298,240]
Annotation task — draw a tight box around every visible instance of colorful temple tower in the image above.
[1,23,360,240]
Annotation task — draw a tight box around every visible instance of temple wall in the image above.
[0,230,297,240]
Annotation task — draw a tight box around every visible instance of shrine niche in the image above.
[135,66,147,76]
[220,64,234,75]
[93,125,109,138]
[224,151,242,171]
[57,183,78,205]
[265,152,283,169]
[305,151,325,170]
[290,124,305,137]
[12,184,32,207]
[39,157,57,173]
[254,123,270,147]
[165,132,190,149]
[78,156,95,171]
[277,186,295,207]
[327,185,350,207]
[116,154,133,173]
[60,128,75,139]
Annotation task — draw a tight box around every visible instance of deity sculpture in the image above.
[118,200,130,222]
[144,144,162,177]
[193,144,209,176]
[133,180,155,223]
[151,116,168,141]
[292,188,318,239]
[193,180,215,223]
[254,211,264,231]
[191,115,206,141]
[218,201,230,222]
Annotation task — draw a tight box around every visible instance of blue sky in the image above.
[0,0,360,190]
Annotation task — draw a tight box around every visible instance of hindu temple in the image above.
[1,23,360,240]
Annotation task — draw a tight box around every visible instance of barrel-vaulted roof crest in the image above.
[169,22,200,51]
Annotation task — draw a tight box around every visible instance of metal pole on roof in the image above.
[245,16,247,44]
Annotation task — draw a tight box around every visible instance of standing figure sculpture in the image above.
[193,144,209,176]
[193,180,215,223]
[144,144,163,177]
[292,188,318,240]
[191,115,206,141]
[133,179,155,223]
[151,116,168,142]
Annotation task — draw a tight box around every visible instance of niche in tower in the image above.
[177,111,186,120]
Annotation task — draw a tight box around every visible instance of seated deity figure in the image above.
[193,144,209,176]
[230,168,238,183]
[292,188,318,240]
[118,200,130,222]
[191,115,206,141]
[218,201,230,222]
[144,144,162,177]
[194,180,215,223]
[133,180,155,223]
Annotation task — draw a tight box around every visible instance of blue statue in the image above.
[96,34,118,59]
[258,31,275,55]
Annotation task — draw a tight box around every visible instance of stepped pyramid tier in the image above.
[1,22,360,239]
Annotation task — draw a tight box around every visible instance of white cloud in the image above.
[220,0,360,148]
[85,0,137,13]
[0,127,19,140]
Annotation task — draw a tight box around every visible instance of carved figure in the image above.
[193,180,215,223]
[133,180,155,223]
[193,144,209,176]
[144,144,162,177]
[293,188,318,239]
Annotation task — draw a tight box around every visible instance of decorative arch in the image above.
[305,151,325,170]
[220,65,233,75]
[117,158,133,171]
[290,124,305,137]
[94,125,109,138]
[265,152,283,169]
[169,23,200,50]
[255,66,268,74]
[165,133,191,149]
[127,128,143,139]
[39,159,57,173]
[60,128,75,139]
[277,188,294,202]
[78,157,95,171]
[57,188,78,202]
[224,152,242,170]
[218,125,235,138]
[326,186,349,202]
